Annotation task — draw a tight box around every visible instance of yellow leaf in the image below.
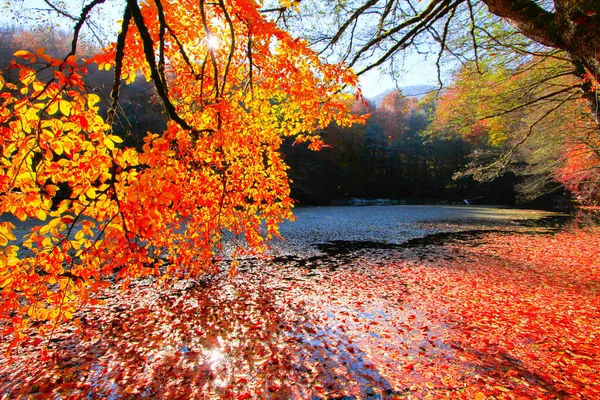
[14,49,33,59]
[33,80,45,92]
[0,276,13,288]
[50,142,64,155]
[0,222,15,235]
[109,135,123,143]
[49,307,60,320]
[47,101,59,115]
[86,187,96,198]
[104,137,115,150]
[87,93,100,107]
[59,100,72,116]
[72,238,83,250]
[75,230,85,241]
[35,208,47,221]
[19,68,36,86]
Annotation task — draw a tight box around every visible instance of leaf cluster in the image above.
[0,0,366,345]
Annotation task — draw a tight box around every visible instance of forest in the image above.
[1,24,593,210]
[0,25,502,207]
[0,0,599,398]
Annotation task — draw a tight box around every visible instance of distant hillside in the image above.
[370,84,437,106]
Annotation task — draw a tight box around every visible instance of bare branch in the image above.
[126,0,194,131]
[466,0,480,73]
[153,0,169,92]
[107,5,132,127]
[69,0,108,56]
[354,0,463,75]
[481,86,578,121]
[481,0,559,49]
[328,0,379,48]
[200,0,220,100]
[217,0,235,95]
[477,91,577,176]
[42,0,77,21]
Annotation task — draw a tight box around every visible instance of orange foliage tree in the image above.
[556,115,600,205]
[0,0,365,346]
[370,90,413,141]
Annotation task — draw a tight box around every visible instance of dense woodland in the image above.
[284,93,524,207]
[282,0,600,208]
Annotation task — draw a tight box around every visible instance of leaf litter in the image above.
[1,212,599,399]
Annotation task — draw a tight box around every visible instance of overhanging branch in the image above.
[126,0,194,131]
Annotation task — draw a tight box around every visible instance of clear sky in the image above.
[358,58,442,99]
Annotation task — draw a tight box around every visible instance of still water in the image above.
[269,205,565,256]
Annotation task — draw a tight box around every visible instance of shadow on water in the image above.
[272,214,574,265]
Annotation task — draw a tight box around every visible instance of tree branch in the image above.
[107,5,132,126]
[69,0,108,56]
[126,0,194,131]
[354,0,462,74]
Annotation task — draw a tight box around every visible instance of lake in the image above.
[267,205,566,257]
[3,204,566,260]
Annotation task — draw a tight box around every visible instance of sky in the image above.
[0,0,443,98]
[357,58,442,99]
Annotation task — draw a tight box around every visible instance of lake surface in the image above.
[267,205,564,257]
[3,205,565,260]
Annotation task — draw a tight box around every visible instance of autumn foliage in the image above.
[1,223,598,398]
[0,0,365,345]
[426,54,600,205]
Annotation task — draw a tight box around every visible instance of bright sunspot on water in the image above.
[207,348,226,387]
[208,348,224,364]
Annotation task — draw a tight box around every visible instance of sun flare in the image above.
[206,35,219,49]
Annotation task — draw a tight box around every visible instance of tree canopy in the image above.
[282,0,599,202]
[0,0,365,345]
[287,0,599,121]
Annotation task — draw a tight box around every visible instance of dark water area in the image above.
[267,205,571,260]
[2,205,575,262]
